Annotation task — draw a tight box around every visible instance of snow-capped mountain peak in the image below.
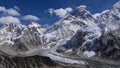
[72,5,93,20]
[28,21,41,28]
[113,0,120,9]
[27,21,46,34]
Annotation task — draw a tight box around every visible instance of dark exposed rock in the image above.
[0,55,58,68]
[98,29,120,60]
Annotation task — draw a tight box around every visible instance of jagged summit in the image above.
[72,5,93,20]
[27,21,46,35]
[27,21,41,28]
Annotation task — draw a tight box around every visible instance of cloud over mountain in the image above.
[0,16,20,24]
[48,7,73,18]
[23,15,40,21]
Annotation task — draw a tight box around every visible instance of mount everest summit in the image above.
[0,1,120,68]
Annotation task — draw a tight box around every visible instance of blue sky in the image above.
[0,0,119,25]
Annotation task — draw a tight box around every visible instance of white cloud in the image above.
[6,8,20,16]
[48,8,54,15]
[0,6,20,16]
[77,5,87,9]
[23,15,40,21]
[65,7,73,12]
[54,8,67,18]
[0,16,20,24]
[0,6,41,24]
[14,6,20,10]
[48,7,73,18]
[0,6,6,11]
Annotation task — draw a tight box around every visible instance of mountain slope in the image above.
[57,0,120,59]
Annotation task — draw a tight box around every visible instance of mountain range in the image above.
[0,1,120,68]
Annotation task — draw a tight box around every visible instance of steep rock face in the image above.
[57,1,120,60]
[99,29,120,60]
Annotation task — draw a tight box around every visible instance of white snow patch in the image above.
[77,5,87,9]
[101,10,110,14]
[0,27,14,45]
[28,22,41,28]
[83,51,96,58]
[92,13,101,19]
[65,49,73,53]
